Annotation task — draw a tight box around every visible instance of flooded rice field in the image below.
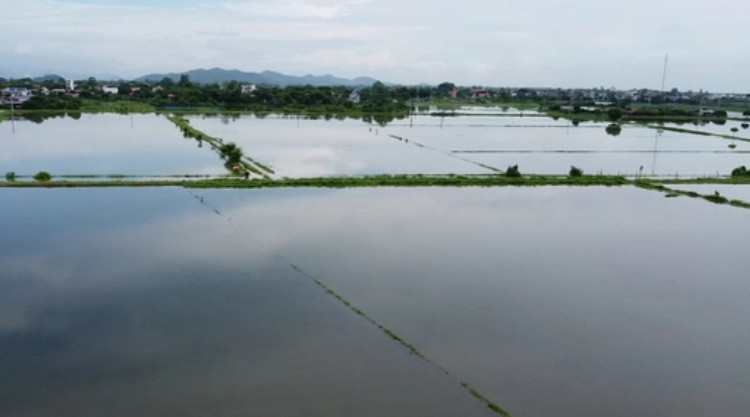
[2,109,746,178]
[1,186,749,417]
[2,114,224,178]
[2,108,750,416]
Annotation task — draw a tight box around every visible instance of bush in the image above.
[742,123,749,129]
[505,165,521,177]
[5,172,15,182]
[605,123,622,136]
[731,166,749,177]
[744,110,750,116]
[569,166,583,177]
[33,171,52,182]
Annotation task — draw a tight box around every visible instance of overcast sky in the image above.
[2,0,748,91]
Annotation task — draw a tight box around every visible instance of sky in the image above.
[2,0,749,92]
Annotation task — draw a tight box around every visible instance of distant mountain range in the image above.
[134,68,381,87]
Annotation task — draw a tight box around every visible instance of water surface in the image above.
[1,114,224,176]
[0,188,493,417]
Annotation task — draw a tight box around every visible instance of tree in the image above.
[437,82,456,97]
[178,74,192,87]
[607,107,623,122]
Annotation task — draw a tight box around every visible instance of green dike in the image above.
[4,174,750,212]
[166,115,275,177]
[0,174,629,188]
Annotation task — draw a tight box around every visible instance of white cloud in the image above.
[0,0,749,91]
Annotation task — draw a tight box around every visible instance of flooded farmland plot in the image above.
[3,108,750,417]
[202,186,750,417]
[382,116,747,177]
[2,186,750,417]
[1,114,226,179]
[187,115,493,177]
[3,110,746,179]
[0,188,493,417]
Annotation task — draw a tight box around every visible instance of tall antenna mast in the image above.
[660,54,669,92]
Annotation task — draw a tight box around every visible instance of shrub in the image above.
[505,165,521,177]
[33,171,52,182]
[744,110,750,116]
[742,123,749,129]
[5,172,15,182]
[731,166,749,177]
[605,123,622,136]
[569,166,583,177]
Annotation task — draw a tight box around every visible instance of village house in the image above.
[348,90,361,104]
[241,84,256,94]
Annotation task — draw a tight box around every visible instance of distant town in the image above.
[2,71,750,115]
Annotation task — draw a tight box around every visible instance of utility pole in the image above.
[660,54,669,92]
[10,100,15,133]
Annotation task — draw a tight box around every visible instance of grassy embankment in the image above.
[166,115,274,178]
[5,175,750,212]
[0,174,630,188]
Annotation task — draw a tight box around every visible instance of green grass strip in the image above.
[642,124,750,143]
[389,134,503,173]
[289,263,511,416]
[0,174,629,188]
[635,180,750,210]
[8,174,750,190]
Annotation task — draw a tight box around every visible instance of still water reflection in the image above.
[2,186,749,417]
[0,188,490,417]
[198,186,750,417]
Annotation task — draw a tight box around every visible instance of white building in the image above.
[241,84,257,94]
[102,86,119,95]
[1,87,32,104]
[66,79,76,91]
[348,90,361,104]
